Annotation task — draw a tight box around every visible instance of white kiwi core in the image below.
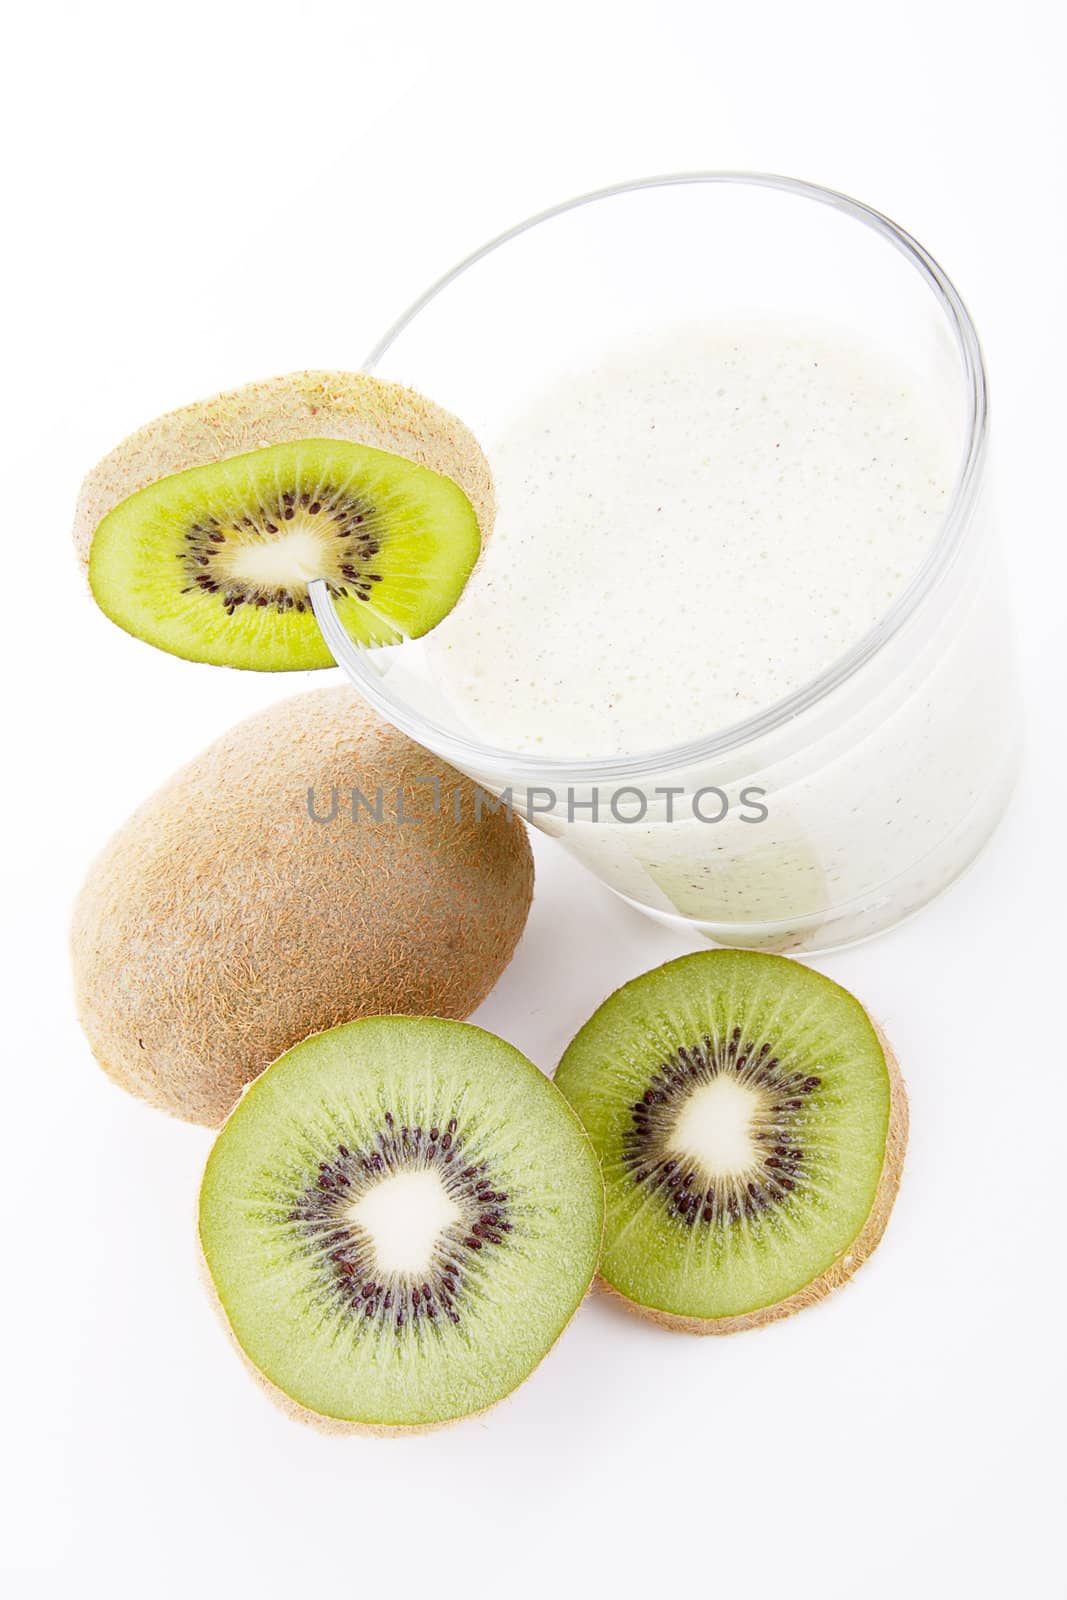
[226,523,328,587]
[667,1077,762,1180]
[346,1169,463,1276]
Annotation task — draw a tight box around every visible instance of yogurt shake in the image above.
[389,319,1017,950]
[425,324,954,755]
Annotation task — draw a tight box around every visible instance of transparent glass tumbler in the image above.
[312,174,1020,953]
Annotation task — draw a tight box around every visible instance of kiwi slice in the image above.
[73,371,493,669]
[553,951,907,1332]
[199,1017,604,1430]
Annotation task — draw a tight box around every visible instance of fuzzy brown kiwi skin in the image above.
[70,688,533,1128]
[72,368,495,571]
[195,1031,607,1435]
[597,1028,908,1336]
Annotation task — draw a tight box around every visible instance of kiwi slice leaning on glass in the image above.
[73,370,493,668]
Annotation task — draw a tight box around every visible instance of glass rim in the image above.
[350,171,988,785]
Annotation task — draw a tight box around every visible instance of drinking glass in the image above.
[311,174,1019,952]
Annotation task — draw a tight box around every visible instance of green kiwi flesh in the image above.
[89,438,482,669]
[199,1017,604,1429]
[553,951,905,1329]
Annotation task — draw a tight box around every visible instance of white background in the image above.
[3,1,1064,1593]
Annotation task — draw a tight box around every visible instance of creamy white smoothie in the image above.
[375,318,1017,951]
[424,324,954,756]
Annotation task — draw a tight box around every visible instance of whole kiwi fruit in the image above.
[71,687,534,1126]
